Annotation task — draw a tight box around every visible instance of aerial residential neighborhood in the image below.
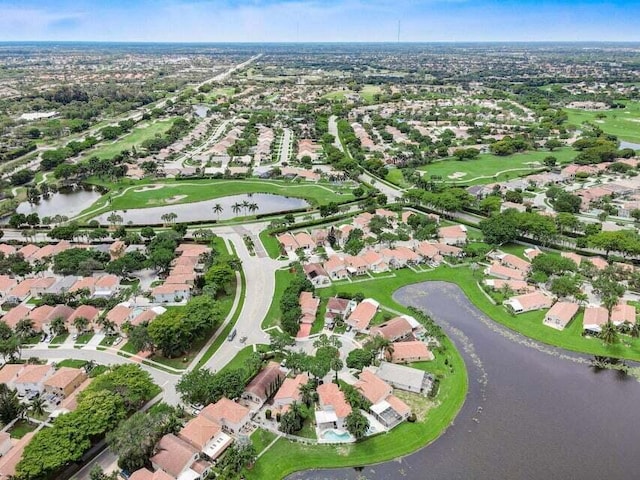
[0,4,640,479]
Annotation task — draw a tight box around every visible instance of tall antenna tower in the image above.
[397,20,401,43]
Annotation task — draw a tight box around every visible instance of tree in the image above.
[84,364,156,413]
[346,348,374,370]
[106,410,177,472]
[479,213,519,246]
[128,325,154,353]
[479,196,502,215]
[600,321,619,345]
[550,275,582,298]
[183,295,222,332]
[73,316,90,334]
[345,410,370,440]
[147,310,191,358]
[107,212,123,227]
[551,191,581,213]
[29,395,46,417]
[140,227,156,240]
[0,385,24,424]
[0,335,21,362]
[217,444,256,476]
[269,330,295,354]
[15,318,35,339]
[50,316,67,336]
[279,401,305,434]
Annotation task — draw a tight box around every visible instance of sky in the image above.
[0,0,638,43]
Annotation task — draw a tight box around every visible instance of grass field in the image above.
[78,179,354,221]
[9,420,38,439]
[419,147,577,185]
[385,167,411,188]
[565,101,640,144]
[88,120,174,160]
[322,85,382,103]
[261,269,294,329]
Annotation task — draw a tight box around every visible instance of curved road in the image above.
[291,281,640,480]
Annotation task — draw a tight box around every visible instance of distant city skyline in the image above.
[0,0,638,43]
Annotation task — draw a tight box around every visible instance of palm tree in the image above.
[213,203,223,220]
[102,319,117,337]
[29,396,46,418]
[313,334,342,350]
[299,382,317,407]
[73,316,89,334]
[248,202,259,214]
[15,318,34,340]
[107,212,123,227]
[50,317,67,337]
[330,357,343,383]
[600,321,619,345]
[231,203,242,215]
[241,200,250,213]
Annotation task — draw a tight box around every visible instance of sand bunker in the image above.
[165,195,188,204]
[134,185,164,192]
[448,172,467,179]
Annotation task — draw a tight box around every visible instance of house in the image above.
[433,243,464,258]
[293,232,315,252]
[0,364,24,390]
[150,434,211,480]
[68,305,100,333]
[484,279,534,294]
[611,303,636,327]
[485,262,526,281]
[6,278,39,303]
[325,297,356,327]
[346,299,379,331]
[543,302,580,330]
[345,255,368,276]
[323,256,349,280]
[414,242,441,263]
[43,367,88,398]
[70,277,97,295]
[179,414,233,462]
[13,364,54,396]
[0,276,17,300]
[201,397,251,435]
[105,304,135,331]
[44,276,78,296]
[360,250,388,273]
[152,283,191,303]
[41,304,75,334]
[27,305,54,333]
[585,257,608,271]
[371,362,434,394]
[389,341,434,363]
[437,225,467,245]
[504,291,553,313]
[524,248,542,261]
[129,468,175,480]
[94,275,120,298]
[130,309,160,328]
[277,233,298,253]
[0,432,35,480]
[315,382,352,431]
[1,304,32,330]
[303,264,330,287]
[241,362,285,410]
[499,254,531,273]
[53,378,92,416]
[355,370,411,429]
[583,306,609,334]
[273,373,309,411]
[299,291,319,327]
[28,277,56,297]
[370,316,416,342]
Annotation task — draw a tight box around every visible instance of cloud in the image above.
[0,6,86,36]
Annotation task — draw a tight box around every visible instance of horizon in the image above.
[1,1,639,43]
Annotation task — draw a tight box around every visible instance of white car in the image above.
[113,337,123,346]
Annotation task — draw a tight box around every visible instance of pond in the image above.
[93,193,309,225]
[14,189,102,220]
[290,282,640,480]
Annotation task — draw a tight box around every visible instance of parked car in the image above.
[227,329,237,342]
[113,337,123,346]
[72,333,78,340]
[239,336,247,344]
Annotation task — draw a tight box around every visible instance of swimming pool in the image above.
[319,429,354,443]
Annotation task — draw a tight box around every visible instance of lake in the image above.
[619,140,640,151]
[290,282,640,480]
[94,193,309,225]
[14,189,102,219]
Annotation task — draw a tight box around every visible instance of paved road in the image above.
[163,118,232,170]
[201,231,287,372]
[358,170,403,202]
[328,115,344,152]
[278,128,293,164]
[22,346,181,405]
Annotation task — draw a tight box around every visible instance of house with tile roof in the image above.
[346,299,379,331]
[241,362,285,410]
[389,341,434,363]
[315,382,352,431]
[544,302,580,330]
[44,367,87,398]
[201,398,251,435]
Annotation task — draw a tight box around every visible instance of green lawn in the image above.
[419,148,576,185]
[565,101,640,144]
[261,269,294,329]
[56,359,88,369]
[385,168,411,188]
[99,335,119,347]
[88,120,174,160]
[78,179,353,221]
[49,333,69,346]
[9,420,38,439]
[259,230,283,259]
[250,428,278,455]
[204,87,236,102]
[74,332,95,345]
